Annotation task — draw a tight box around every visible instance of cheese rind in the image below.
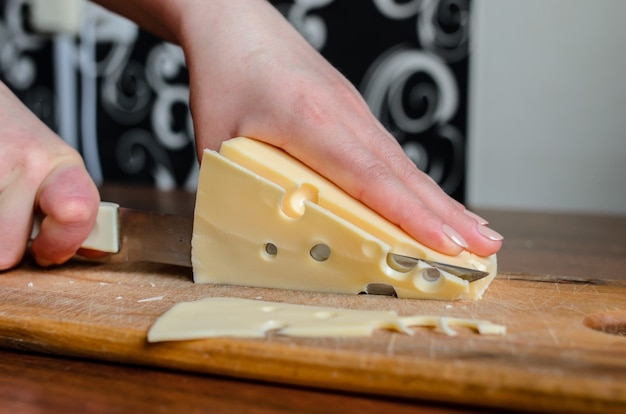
[192,137,497,300]
[147,297,506,342]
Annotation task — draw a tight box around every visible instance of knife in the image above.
[102,203,193,268]
[32,202,489,285]
[30,202,192,268]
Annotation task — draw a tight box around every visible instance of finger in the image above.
[0,186,36,270]
[30,164,100,267]
[358,132,504,257]
[438,206,503,257]
[371,131,504,256]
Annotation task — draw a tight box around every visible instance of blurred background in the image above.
[468,0,626,215]
[1,0,625,214]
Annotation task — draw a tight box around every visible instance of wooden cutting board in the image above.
[0,259,624,413]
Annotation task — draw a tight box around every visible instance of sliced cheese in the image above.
[192,137,497,300]
[147,297,506,342]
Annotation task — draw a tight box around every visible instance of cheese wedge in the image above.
[191,137,497,300]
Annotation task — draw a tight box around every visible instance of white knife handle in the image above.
[30,202,120,253]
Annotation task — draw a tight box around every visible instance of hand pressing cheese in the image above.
[191,138,497,300]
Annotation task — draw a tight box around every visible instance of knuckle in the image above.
[49,197,98,228]
[289,89,331,127]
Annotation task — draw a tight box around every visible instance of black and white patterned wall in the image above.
[0,0,471,201]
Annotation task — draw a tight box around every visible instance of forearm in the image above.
[91,0,186,43]
[90,0,286,61]
[91,0,268,42]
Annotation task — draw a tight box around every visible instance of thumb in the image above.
[30,162,100,266]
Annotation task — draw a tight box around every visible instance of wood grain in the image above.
[2,347,467,414]
[1,257,624,414]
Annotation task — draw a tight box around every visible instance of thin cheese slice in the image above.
[192,137,497,300]
[147,297,506,342]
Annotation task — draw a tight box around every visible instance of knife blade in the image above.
[109,206,193,268]
[388,254,490,283]
[32,202,489,284]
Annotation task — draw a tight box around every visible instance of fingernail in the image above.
[478,225,504,241]
[464,210,489,225]
[442,224,469,249]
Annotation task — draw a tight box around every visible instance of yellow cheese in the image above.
[191,137,497,300]
[147,297,506,342]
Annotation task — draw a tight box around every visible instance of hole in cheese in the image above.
[422,268,441,282]
[264,242,278,257]
[280,183,319,218]
[310,244,331,261]
[387,253,417,273]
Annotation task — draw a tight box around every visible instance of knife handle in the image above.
[30,202,121,253]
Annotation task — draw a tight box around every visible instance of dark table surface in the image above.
[1,184,625,414]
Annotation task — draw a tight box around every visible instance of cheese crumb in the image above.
[137,296,164,303]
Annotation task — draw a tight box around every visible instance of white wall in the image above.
[467,0,626,214]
